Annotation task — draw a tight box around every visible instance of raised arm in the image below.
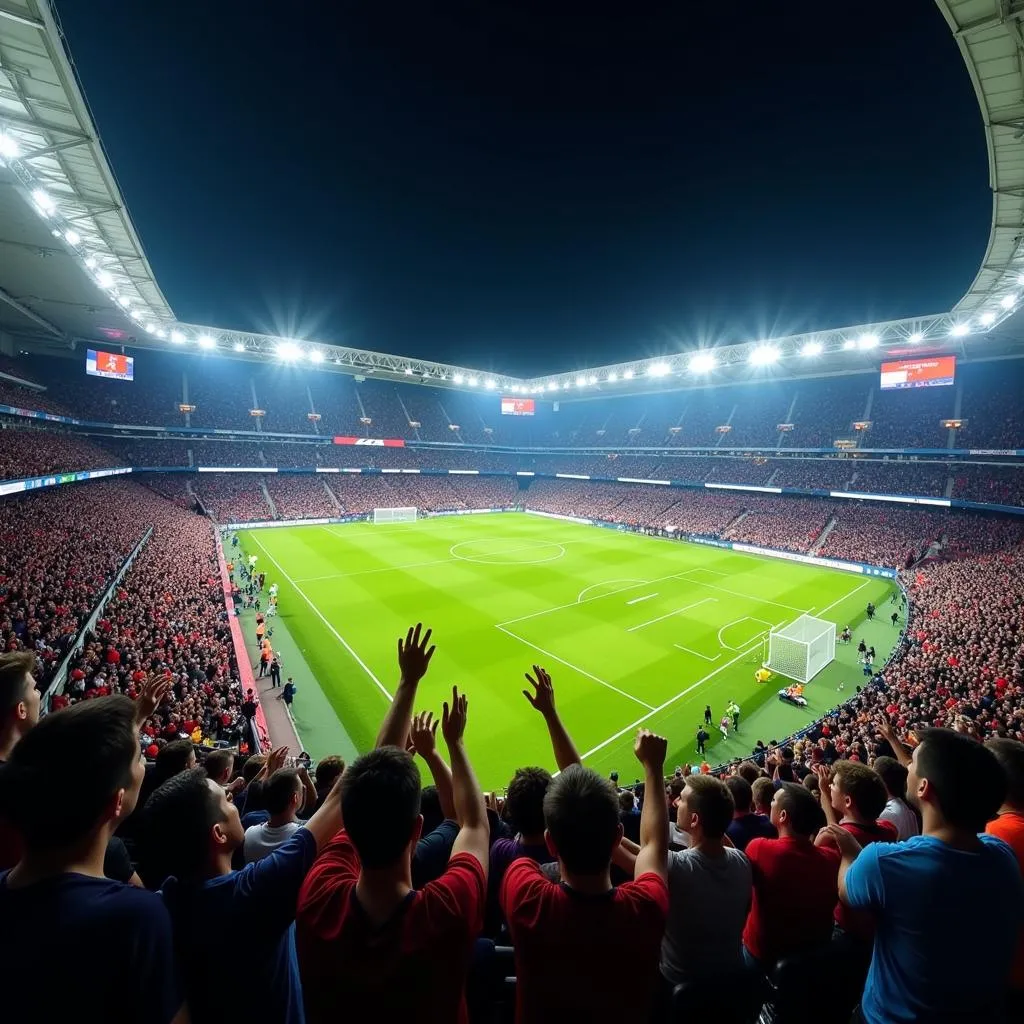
[523,666,580,771]
[632,730,669,883]
[441,686,489,872]
[409,709,456,821]
[822,823,862,904]
[376,623,435,749]
[877,713,912,767]
[135,673,173,732]
[301,772,345,851]
[297,765,318,816]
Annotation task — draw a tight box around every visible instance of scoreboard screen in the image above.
[880,355,955,391]
[86,348,134,381]
[501,397,535,416]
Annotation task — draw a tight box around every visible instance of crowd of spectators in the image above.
[195,477,273,522]
[266,477,338,520]
[725,497,836,553]
[0,427,120,479]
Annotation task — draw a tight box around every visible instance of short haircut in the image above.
[987,738,1024,808]
[0,696,138,848]
[154,739,195,786]
[618,790,635,812]
[241,754,267,783]
[726,775,753,813]
[543,764,620,874]
[737,761,761,785]
[775,781,826,836]
[140,768,225,886]
[916,729,1006,832]
[0,651,36,716]
[685,776,735,838]
[263,767,302,815]
[505,766,552,837]
[872,755,908,800]
[420,785,443,835]
[340,747,421,869]
[751,777,774,812]
[204,748,235,782]
[831,761,888,820]
[315,755,345,790]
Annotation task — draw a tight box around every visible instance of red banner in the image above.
[333,436,406,447]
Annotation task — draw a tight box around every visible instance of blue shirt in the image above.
[726,813,777,852]
[0,872,181,1023]
[161,828,317,1024]
[846,833,1024,1023]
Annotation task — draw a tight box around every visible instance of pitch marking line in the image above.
[717,616,773,651]
[674,643,720,662]
[247,533,394,703]
[671,572,808,613]
[576,579,649,604]
[626,597,717,633]
[626,593,658,606]
[295,556,454,583]
[495,624,655,711]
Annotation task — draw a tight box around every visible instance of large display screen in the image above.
[86,349,134,381]
[880,356,955,390]
[501,397,535,416]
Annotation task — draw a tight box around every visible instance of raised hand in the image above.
[267,745,289,774]
[398,623,435,685]
[409,710,439,758]
[876,711,895,736]
[441,685,468,747]
[634,729,668,771]
[135,672,172,724]
[523,666,556,717]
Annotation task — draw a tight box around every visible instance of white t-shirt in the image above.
[243,821,301,863]
[879,796,919,841]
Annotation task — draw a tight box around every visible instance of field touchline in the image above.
[247,534,394,703]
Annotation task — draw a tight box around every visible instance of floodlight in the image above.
[689,353,716,373]
[233,342,245,353]
[979,311,996,326]
[170,330,186,344]
[116,296,130,308]
[562,381,570,389]
[648,363,671,377]
[0,134,20,160]
[309,350,324,364]
[155,329,167,339]
[749,344,779,365]
[950,323,970,337]
[95,269,114,289]
[198,334,216,350]
[453,373,464,384]
[576,376,586,387]
[586,375,597,385]
[547,382,557,391]
[908,331,923,343]
[84,256,98,269]
[607,372,618,382]
[467,377,478,386]
[277,341,300,360]
[485,379,497,389]
[1001,294,1017,309]
[857,334,879,350]
[800,341,823,357]
[144,323,156,334]
[841,339,856,350]
[623,369,634,380]
[404,367,413,375]
[31,189,55,215]
[64,229,81,246]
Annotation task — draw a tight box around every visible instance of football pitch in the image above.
[239,513,897,788]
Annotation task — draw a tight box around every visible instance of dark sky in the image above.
[56,0,989,377]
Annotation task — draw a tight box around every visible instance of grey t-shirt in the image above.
[243,821,302,863]
[661,846,752,984]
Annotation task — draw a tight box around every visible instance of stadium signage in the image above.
[0,465,131,497]
[970,449,1017,456]
[830,490,950,507]
[333,436,406,447]
[197,466,277,473]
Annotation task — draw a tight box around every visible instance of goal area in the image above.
[767,614,835,683]
[373,506,418,525]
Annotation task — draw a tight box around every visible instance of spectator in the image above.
[742,782,838,970]
[0,651,40,763]
[751,776,774,816]
[831,728,1023,1023]
[725,775,777,851]
[203,747,235,788]
[661,774,753,987]
[0,697,184,1022]
[243,767,312,863]
[311,754,345,813]
[296,624,490,1023]
[873,755,920,840]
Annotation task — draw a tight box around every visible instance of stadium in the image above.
[0,2,1022,1023]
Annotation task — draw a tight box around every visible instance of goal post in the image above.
[767,614,836,683]
[373,506,418,525]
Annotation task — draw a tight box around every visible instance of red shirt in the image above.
[823,819,898,939]
[500,858,668,1023]
[296,831,485,1024]
[742,836,839,964]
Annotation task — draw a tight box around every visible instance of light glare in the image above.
[197,335,216,350]
[1001,294,1017,309]
[950,323,970,337]
[979,311,996,326]
[623,369,634,380]
[0,134,20,160]
[689,353,717,373]
[749,344,779,365]
[64,229,81,246]
[233,342,245,353]
[277,341,300,360]
[801,341,823,357]
[31,189,55,214]
[170,330,186,344]
[842,339,856,350]
[908,332,924,343]
[858,334,879,350]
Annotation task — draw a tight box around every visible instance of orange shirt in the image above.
[987,812,1024,990]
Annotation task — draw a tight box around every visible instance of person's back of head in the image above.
[618,790,635,813]
[241,753,267,784]
[506,766,552,840]
[830,761,888,821]
[872,755,908,801]
[341,747,422,869]
[0,651,40,750]
[726,775,753,814]
[140,767,241,886]
[771,781,826,838]
[680,775,734,839]
[314,755,345,793]
[543,764,620,875]
[154,739,196,787]
[204,748,234,785]
[911,728,1006,834]
[263,768,303,819]
[751,777,774,815]
[986,738,1024,812]
[737,761,761,785]
[0,695,141,852]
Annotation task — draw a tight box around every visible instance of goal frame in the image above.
[766,614,836,683]
[373,506,418,525]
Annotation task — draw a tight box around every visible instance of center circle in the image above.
[450,538,567,565]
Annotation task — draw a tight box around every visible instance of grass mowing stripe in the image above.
[626,597,717,633]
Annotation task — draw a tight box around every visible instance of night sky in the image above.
[55,0,988,377]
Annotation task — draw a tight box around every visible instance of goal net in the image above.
[767,614,836,683]
[373,506,418,524]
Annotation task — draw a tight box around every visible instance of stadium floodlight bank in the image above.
[373,506,418,524]
[767,614,836,683]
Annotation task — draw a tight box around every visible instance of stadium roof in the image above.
[0,1,1023,395]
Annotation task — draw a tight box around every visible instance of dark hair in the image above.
[872,755,908,800]
[685,776,735,838]
[315,755,345,790]
[139,768,225,886]
[506,766,552,837]
[543,765,620,874]
[737,761,761,785]
[0,651,36,717]
[831,761,888,821]
[775,781,826,836]
[420,785,443,836]
[916,729,1006,832]
[0,696,138,848]
[986,738,1024,808]
[341,747,421,868]
[263,768,302,815]
[241,754,267,783]
[618,790,635,812]
[775,763,795,783]
[204,748,235,782]
[154,739,195,787]
[726,775,753,813]
[751,777,774,813]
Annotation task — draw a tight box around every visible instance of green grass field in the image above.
[239,513,897,788]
